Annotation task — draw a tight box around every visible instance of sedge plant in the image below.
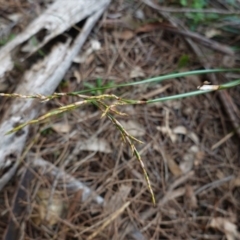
[1,68,240,205]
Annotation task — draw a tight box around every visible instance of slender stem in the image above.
[70,68,240,95]
[147,90,211,103]
[147,79,240,103]
[219,79,240,89]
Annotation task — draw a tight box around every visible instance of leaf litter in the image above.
[0,0,240,239]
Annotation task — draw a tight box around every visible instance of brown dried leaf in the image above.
[216,169,229,190]
[230,175,240,189]
[180,152,194,173]
[136,21,163,34]
[180,146,199,173]
[157,126,177,143]
[173,126,187,135]
[209,217,240,240]
[73,70,81,83]
[79,138,112,153]
[166,154,182,177]
[130,66,145,78]
[113,30,135,40]
[51,122,71,133]
[33,189,65,226]
[205,28,222,38]
[185,185,198,209]
[187,132,199,145]
[195,151,205,166]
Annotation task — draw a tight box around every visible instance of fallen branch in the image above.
[31,158,104,204]
[0,0,111,191]
[3,157,104,240]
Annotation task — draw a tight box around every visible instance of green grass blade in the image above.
[219,79,240,89]
[147,90,211,103]
[147,79,240,103]
[70,68,240,95]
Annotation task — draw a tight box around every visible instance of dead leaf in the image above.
[130,66,145,78]
[195,151,204,166]
[180,153,194,174]
[51,122,71,133]
[157,126,177,143]
[8,13,23,22]
[156,126,168,134]
[165,154,182,177]
[183,106,193,116]
[119,120,145,137]
[216,169,225,180]
[173,126,187,135]
[180,145,200,173]
[216,170,229,190]
[136,21,163,34]
[205,28,222,38]
[185,185,198,209]
[73,70,81,83]
[119,62,125,70]
[189,145,199,153]
[33,188,65,226]
[95,67,104,73]
[113,30,135,40]
[158,123,199,145]
[135,9,145,20]
[209,217,240,240]
[80,138,111,153]
[187,132,199,145]
[230,175,240,189]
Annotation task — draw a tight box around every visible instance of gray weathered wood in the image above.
[0,0,111,190]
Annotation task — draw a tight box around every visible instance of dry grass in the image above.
[1,0,240,239]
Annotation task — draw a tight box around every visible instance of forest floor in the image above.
[0,0,240,239]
